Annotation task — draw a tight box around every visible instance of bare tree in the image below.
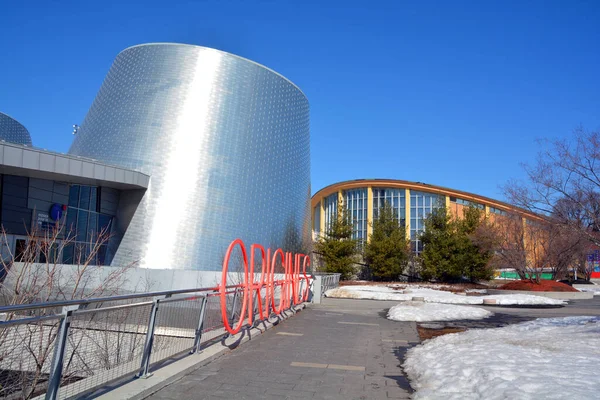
[490,213,528,279]
[0,222,135,399]
[505,128,600,249]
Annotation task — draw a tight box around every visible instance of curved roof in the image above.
[0,112,33,146]
[312,179,541,219]
[120,43,307,101]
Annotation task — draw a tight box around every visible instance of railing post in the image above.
[229,288,239,325]
[45,305,78,400]
[252,289,258,316]
[137,297,160,378]
[312,276,322,304]
[191,295,208,354]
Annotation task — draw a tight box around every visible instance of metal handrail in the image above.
[0,285,225,315]
[0,277,314,400]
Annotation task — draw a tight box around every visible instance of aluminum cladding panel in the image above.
[69,44,310,271]
[0,112,33,146]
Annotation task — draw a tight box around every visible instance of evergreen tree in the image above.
[314,201,358,280]
[420,207,461,281]
[420,205,495,282]
[364,202,410,281]
[456,206,495,282]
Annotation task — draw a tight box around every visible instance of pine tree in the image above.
[314,202,358,280]
[457,206,495,282]
[420,205,496,282]
[420,207,461,281]
[364,202,410,281]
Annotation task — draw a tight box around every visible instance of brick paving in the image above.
[145,298,419,400]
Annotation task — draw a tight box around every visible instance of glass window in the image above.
[62,244,74,265]
[66,210,77,235]
[38,242,59,264]
[410,190,443,254]
[313,204,321,234]
[456,198,484,209]
[15,239,27,262]
[72,242,89,264]
[88,213,98,242]
[69,185,80,208]
[90,187,98,212]
[77,210,89,240]
[373,188,405,223]
[97,245,107,265]
[66,184,112,265]
[323,193,339,232]
[343,188,368,247]
[79,186,91,210]
[98,214,112,235]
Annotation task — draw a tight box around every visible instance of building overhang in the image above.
[0,141,150,190]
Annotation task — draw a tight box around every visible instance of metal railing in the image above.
[317,273,341,294]
[0,282,308,400]
[311,273,341,303]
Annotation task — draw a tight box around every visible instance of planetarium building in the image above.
[0,44,310,273]
[0,112,33,146]
[69,44,311,270]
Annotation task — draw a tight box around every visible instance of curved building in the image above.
[0,112,33,146]
[312,179,541,252]
[70,43,311,270]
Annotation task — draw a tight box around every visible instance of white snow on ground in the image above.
[573,284,600,296]
[387,302,492,322]
[465,288,488,294]
[404,316,600,400]
[324,285,566,305]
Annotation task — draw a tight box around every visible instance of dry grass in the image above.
[417,325,467,340]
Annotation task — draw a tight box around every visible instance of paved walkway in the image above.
[145,298,419,400]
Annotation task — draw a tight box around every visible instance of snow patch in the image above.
[573,285,600,296]
[387,302,492,322]
[325,285,566,305]
[404,316,600,399]
[465,288,488,294]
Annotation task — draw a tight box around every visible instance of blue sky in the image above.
[1,0,599,200]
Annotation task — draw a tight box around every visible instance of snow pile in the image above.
[404,316,600,399]
[325,285,566,305]
[465,288,487,294]
[387,302,492,322]
[573,285,600,296]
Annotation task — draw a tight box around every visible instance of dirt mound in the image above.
[498,280,579,292]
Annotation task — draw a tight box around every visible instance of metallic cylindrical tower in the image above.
[0,112,33,146]
[69,43,310,270]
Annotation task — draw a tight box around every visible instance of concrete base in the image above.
[487,289,593,300]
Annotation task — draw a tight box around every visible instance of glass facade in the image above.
[64,185,113,265]
[410,190,443,253]
[344,188,367,246]
[313,202,321,236]
[0,112,33,146]
[489,206,507,216]
[323,193,339,233]
[450,196,484,209]
[69,44,310,270]
[313,181,531,257]
[373,188,405,224]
